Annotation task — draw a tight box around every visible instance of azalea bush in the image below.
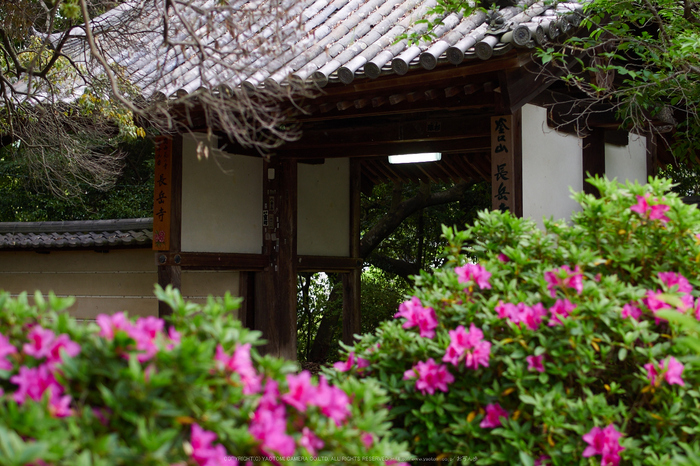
[328,177,700,465]
[0,287,411,465]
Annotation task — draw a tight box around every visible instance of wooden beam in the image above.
[156,252,268,270]
[296,255,362,272]
[582,128,605,196]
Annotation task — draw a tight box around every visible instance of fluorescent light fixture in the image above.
[388,152,442,164]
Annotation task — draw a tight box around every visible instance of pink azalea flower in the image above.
[442,324,491,370]
[496,302,546,330]
[313,376,350,425]
[96,312,133,340]
[360,432,374,449]
[480,403,508,428]
[125,316,166,362]
[0,333,17,371]
[46,334,81,365]
[526,354,545,373]
[403,358,454,395]
[630,194,650,216]
[582,424,624,466]
[250,403,295,457]
[497,253,510,263]
[10,364,63,404]
[166,326,181,350]
[647,357,685,386]
[658,272,692,294]
[455,263,492,290]
[23,326,56,359]
[621,303,642,320]
[190,424,235,466]
[394,296,438,339]
[663,357,686,386]
[695,298,700,321]
[630,194,670,223]
[299,427,324,457]
[215,343,262,395]
[281,371,315,412]
[258,380,280,411]
[48,392,73,418]
[92,407,111,426]
[548,298,576,326]
[534,455,550,466]
[333,351,370,372]
[544,265,583,297]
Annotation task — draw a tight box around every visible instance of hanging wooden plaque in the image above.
[153,136,172,250]
[491,115,515,213]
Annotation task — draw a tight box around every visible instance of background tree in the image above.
[0,137,153,222]
[298,179,490,363]
[0,0,307,198]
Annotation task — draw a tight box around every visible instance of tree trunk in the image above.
[307,275,342,363]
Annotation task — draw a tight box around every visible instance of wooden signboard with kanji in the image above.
[153,137,172,250]
[491,115,515,213]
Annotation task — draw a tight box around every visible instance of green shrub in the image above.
[329,177,700,465]
[0,287,410,465]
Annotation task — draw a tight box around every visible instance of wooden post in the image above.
[342,159,362,346]
[582,128,605,196]
[255,157,298,359]
[155,134,182,318]
[491,111,522,217]
[646,132,658,179]
[238,272,256,329]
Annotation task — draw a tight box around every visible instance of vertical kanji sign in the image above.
[491,115,515,213]
[153,136,172,250]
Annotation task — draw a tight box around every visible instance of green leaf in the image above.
[618,347,628,361]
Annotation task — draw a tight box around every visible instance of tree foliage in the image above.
[0,137,153,221]
[0,0,307,197]
[412,0,700,162]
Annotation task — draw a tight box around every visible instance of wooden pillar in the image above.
[255,157,297,359]
[582,128,605,196]
[646,132,658,179]
[342,159,362,346]
[154,134,182,318]
[491,110,522,217]
[238,272,256,329]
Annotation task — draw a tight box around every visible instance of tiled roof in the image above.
[49,0,585,99]
[0,218,153,250]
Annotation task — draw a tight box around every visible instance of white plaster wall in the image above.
[522,104,583,228]
[605,133,647,185]
[297,159,350,256]
[181,133,263,253]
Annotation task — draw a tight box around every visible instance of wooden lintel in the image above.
[297,255,363,272]
[156,252,268,270]
[279,136,491,159]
